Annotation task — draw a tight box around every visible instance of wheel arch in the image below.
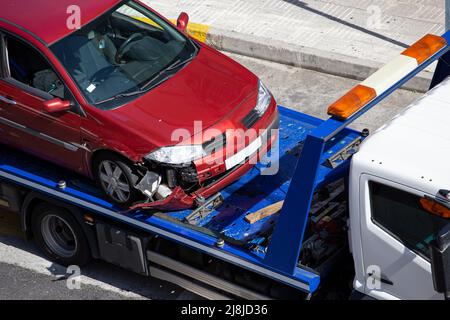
[90,148,138,178]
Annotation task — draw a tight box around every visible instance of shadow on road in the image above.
[283,0,409,48]
[0,210,198,300]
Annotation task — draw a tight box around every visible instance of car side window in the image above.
[4,35,66,99]
[369,181,448,259]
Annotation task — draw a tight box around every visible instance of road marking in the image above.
[133,16,210,43]
[176,21,210,43]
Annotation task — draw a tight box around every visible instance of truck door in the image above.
[359,174,448,300]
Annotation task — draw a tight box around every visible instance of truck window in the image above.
[369,181,448,259]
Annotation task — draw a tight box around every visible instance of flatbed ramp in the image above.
[0,106,360,294]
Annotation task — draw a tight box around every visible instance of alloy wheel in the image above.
[98,160,131,203]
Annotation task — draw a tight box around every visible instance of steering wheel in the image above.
[115,33,144,64]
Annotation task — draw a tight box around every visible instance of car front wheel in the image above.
[94,154,141,206]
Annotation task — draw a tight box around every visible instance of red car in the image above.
[0,0,279,208]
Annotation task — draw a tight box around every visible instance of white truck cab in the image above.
[349,76,450,300]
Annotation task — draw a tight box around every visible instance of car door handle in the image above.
[0,95,17,105]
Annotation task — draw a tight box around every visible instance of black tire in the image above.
[31,203,90,266]
[93,153,141,206]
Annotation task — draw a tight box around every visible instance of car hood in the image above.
[109,46,258,148]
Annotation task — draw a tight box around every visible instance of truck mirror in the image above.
[430,223,450,300]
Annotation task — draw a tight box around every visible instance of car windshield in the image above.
[50,1,198,109]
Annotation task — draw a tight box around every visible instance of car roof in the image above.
[353,76,450,195]
[1,0,123,45]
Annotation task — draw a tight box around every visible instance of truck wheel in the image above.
[93,153,141,206]
[31,203,90,266]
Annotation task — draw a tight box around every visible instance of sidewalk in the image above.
[145,0,446,92]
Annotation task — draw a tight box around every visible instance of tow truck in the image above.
[1,31,450,300]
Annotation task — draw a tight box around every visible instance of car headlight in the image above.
[255,80,272,116]
[145,145,205,165]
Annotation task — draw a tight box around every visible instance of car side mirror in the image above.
[177,12,189,32]
[43,98,71,113]
[430,223,450,300]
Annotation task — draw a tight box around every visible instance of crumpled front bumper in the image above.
[128,186,194,211]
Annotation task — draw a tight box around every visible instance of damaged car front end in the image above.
[130,82,280,212]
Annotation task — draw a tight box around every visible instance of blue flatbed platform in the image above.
[0,106,360,293]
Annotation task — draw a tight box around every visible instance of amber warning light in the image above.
[328,34,447,120]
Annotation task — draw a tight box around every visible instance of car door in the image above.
[0,32,83,173]
[359,174,448,300]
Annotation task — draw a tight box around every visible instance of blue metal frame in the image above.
[263,31,450,276]
[264,134,325,273]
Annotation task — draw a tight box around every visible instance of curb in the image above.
[185,24,431,93]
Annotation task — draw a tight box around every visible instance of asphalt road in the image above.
[0,52,421,300]
[0,210,199,300]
